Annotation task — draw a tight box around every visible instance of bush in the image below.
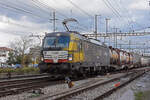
[0,68,15,73]
[135,91,143,100]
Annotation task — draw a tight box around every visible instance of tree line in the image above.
[7,35,40,67]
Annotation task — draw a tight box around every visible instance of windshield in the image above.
[43,36,70,48]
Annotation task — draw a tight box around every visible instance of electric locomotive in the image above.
[38,31,110,75]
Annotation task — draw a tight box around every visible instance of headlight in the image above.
[68,54,73,61]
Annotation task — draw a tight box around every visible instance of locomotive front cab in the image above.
[39,32,84,74]
[42,33,71,63]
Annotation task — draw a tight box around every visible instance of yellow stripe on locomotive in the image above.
[67,33,84,63]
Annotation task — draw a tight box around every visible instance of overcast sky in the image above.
[0,0,150,53]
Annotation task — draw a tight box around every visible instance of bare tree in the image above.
[9,35,34,66]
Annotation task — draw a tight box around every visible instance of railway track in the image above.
[0,73,49,80]
[0,74,64,97]
[93,71,144,100]
[31,68,148,100]
[0,73,91,97]
[0,72,95,98]
[1,67,149,99]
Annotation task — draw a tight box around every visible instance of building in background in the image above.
[0,47,13,67]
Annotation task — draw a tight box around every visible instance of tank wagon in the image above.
[38,31,150,75]
[109,47,143,69]
[109,47,132,69]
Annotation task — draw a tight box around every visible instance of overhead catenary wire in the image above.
[112,0,144,31]
[102,0,121,18]
[52,0,92,32]
[106,0,147,32]
[0,20,34,29]
[0,0,93,33]
[105,0,122,18]
[32,0,68,18]
[66,0,93,19]
[0,18,50,30]
[35,0,92,32]
[0,1,50,20]
[105,0,131,26]
[6,0,51,16]
[0,0,68,31]
[3,0,144,33]
[0,29,34,35]
[21,0,51,14]
[112,0,132,21]
[109,0,132,27]
[101,0,122,24]
[101,0,132,32]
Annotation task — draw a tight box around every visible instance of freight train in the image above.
[38,31,150,76]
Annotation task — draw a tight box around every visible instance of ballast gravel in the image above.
[0,76,100,100]
[0,73,125,100]
[68,74,133,100]
[104,71,150,100]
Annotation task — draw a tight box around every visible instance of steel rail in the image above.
[0,74,65,97]
[33,72,133,100]
[0,73,49,80]
[94,71,146,100]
